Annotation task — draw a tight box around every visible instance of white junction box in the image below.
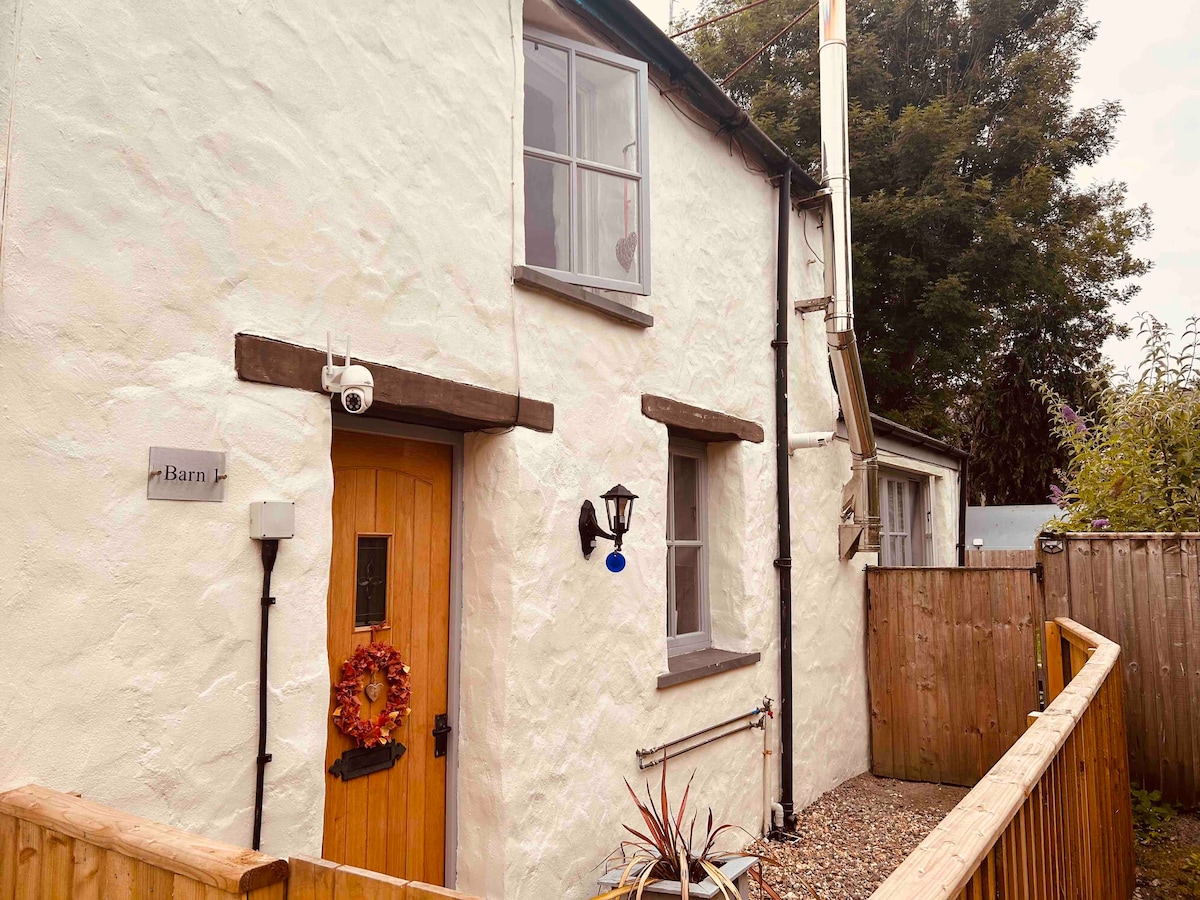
[249,501,296,540]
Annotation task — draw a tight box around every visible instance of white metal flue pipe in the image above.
[819,0,880,555]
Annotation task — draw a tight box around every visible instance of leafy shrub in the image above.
[1038,315,1199,532]
[1181,850,1200,894]
[1132,786,1176,845]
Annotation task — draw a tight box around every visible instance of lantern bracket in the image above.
[579,500,615,558]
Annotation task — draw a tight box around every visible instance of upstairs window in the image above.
[523,29,650,295]
[666,440,709,654]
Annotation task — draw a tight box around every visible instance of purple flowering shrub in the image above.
[1037,314,1199,533]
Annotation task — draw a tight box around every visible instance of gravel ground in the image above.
[746,773,1200,900]
[1134,811,1200,899]
[749,773,969,899]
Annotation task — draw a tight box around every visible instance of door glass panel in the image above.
[575,56,638,170]
[355,536,389,627]
[577,168,639,282]
[673,546,701,635]
[523,40,568,154]
[524,156,570,270]
[670,453,699,541]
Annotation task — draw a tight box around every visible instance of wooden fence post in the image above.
[1038,535,1071,620]
[1044,621,1065,703]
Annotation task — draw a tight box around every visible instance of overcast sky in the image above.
[1075,0,1200,374]
[669,0,1200,373]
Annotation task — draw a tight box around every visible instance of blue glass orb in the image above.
[605,551,626,573]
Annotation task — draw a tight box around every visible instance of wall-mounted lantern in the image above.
[580,484,638,572]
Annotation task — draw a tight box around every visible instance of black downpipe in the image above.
[252,538,279,851]
[956,457,970,567]
[773,166,796,834]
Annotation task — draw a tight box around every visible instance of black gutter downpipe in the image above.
[773,163,797,834]
[956,457,970,567]
[252,538,279,851]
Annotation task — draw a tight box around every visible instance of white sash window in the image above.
[666,440,709,655]
[522,29,651,295]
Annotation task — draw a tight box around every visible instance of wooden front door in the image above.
[323,430,453,883]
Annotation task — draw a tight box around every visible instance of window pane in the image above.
[523,40,568,154]
[673,546,701,635]
[577,168,639,283]
[524,156,570,270]
[575,56,638,170]
[670,453,699,541]
[355,536,388,627]
[665,546,674,635]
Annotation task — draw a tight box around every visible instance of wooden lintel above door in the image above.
[235,333,554,433]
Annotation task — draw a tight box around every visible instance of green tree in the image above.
[683,0,1151,502]
[1039,315,1199,532]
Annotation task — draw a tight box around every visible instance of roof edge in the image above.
[869,413,970,460]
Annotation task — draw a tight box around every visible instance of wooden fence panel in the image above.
[0,789,477,900]
[288,856,475,899]
[966,549,1036,568]
[1039,533,1200,807]
[867,566,1044,786]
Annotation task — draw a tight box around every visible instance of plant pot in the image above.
[595,855,757,899]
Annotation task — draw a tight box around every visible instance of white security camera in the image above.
[322,333,374,415]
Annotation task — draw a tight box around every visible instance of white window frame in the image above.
[522,27,652,295]
[879,470,932,566]
[666,439,710,655]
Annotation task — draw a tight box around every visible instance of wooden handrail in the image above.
[0,785,288,894]
[869,617,1124,899]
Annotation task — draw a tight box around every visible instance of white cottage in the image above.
[0,0,883,897]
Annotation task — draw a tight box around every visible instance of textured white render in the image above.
[0,2,870,898]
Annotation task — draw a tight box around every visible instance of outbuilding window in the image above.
[666,440,709,654]
[880,472,932,566]
[522,29,650,295]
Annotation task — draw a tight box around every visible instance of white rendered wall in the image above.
[0,2,871,897]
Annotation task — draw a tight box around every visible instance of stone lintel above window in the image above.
[641,394,764,444]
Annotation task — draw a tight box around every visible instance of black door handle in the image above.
[432,713,452,758]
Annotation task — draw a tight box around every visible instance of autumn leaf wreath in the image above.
[332,642,412,748]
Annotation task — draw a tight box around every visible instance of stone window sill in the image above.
[512,265,654,328]
[657,648,761,690]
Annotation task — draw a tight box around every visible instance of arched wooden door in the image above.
[323,430,452,883]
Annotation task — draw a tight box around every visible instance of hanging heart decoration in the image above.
[365,681,383,703]
[615,231,638,273]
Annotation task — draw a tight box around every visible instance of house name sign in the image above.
[147,447,227,502]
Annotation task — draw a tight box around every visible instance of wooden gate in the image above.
[1040,533,1200,807]
[867,566,1044,786]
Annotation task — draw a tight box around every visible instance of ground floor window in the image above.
[666,439,709,654]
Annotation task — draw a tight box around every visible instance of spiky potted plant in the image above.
[592,762,793,899]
